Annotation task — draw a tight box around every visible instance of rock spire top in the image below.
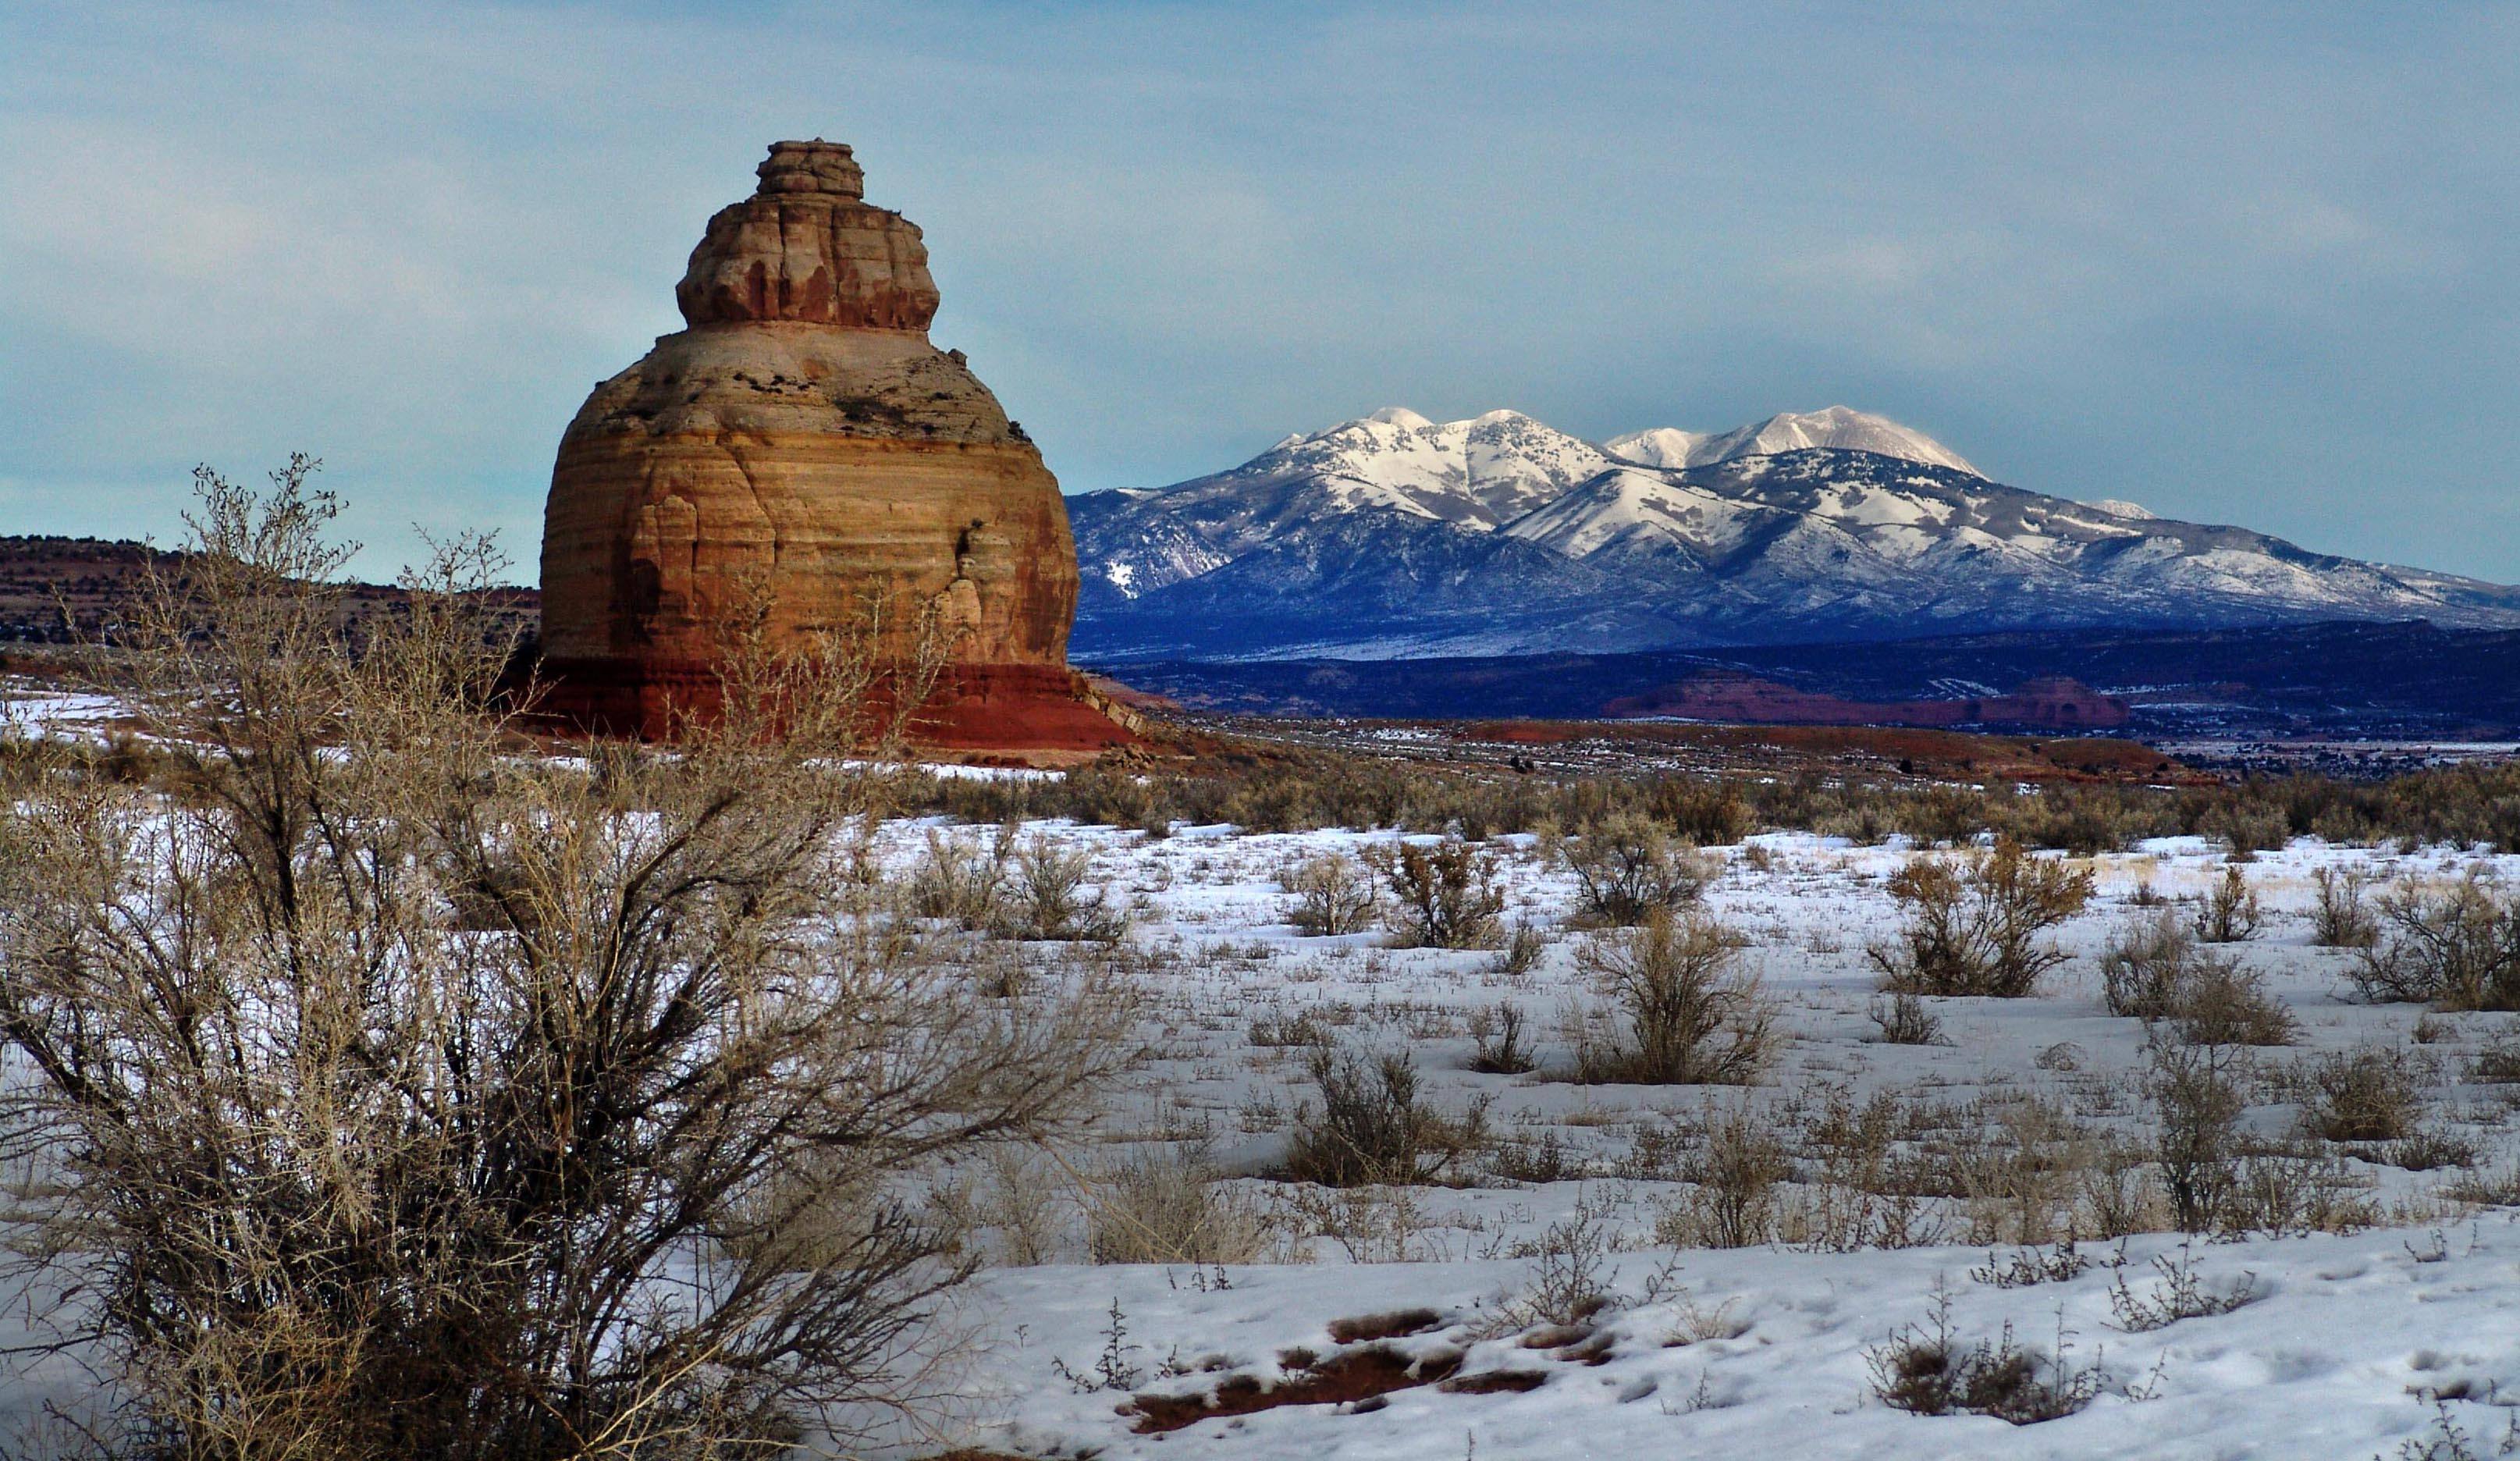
[755,139,864,199]
[674,139,938,330]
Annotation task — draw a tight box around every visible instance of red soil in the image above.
[1605,670,2129,731]
[533,658,1143,758]
[1127,1344,1463,1434]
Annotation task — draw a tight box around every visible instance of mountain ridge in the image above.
[1071,406,2520,662]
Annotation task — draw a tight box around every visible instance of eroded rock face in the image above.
[540,140,1125,749]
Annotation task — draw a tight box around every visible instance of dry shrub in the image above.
[1868,991,1946,1045]
[1786,1091,1948,1253]
[1498,1203,1619,1328]
[1870,841,2094,997]
[1281,852,1379,936]
[2105,1240,2259,1331]
[1866,1289,2102,1425]
[1281,1045,1488,1187]
[1946,1097,2105,1247]
[2173,961,2295,1047]
[1570,909,1774,1085]
[910,826,1011,929]
[2102,913,2293,1045]
[1088,1146,1274,1265]
[2350,875,2520,1011]
[1566,814,1714,926]
[1006,833,1128,941]
[1654,1104,1790,1249]
[0,464,1132,1458]
[2100,912,2199,1019]
[1491,917,1548,978]
[2311,866,2380,948]
[1466,1001,1537,1075]
[2147,1036,2248,1233]
[1370,838,1506,950]
[2301,1046,2423,1143]
[2191,862,2263,943]
[2220,1147,2379,1237]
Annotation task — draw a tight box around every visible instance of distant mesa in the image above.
[537,140,1139,752]
[1603,670,2130,731]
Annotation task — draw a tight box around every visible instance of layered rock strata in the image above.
[538,140,1135,750]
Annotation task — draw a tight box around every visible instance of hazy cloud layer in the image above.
[3,1,2513,581]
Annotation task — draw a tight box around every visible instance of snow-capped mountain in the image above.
[1605,405,1982,476]
[1078,408,1620,604]
[1067,407,2520,661]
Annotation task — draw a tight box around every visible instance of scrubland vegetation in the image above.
[7,472,2520,1457]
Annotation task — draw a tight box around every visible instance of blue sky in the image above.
[3,1,2515,583]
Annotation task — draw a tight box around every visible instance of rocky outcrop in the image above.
[538,140,1134,752]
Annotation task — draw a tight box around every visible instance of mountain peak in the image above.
[1363,406,1433,428]
[1612,407,1980,477]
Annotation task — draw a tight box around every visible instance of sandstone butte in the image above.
[537,140,1141,755]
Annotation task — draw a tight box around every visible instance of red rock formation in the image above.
[538,140,1136,752]
[1603,670,2129,730]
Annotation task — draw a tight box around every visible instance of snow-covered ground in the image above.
[860,819,2520,1459]
[0,682,126,741]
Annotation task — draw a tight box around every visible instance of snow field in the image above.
[868,818,2520,1459]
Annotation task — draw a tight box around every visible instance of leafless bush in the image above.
[2302,1045,2423,1143]
[1972,1239,2089,1289]
[1248,1007,1335,1048]
[2191,862,2263,943]
[2220,1147,2379,1236]
[1088,1145,1274,1266]
[2174,960,2295,1047]
[1869,991,1947,1045]
[1370,838,1507,950]
[2350,875,2520,1010]
[909,826,1011,929]
[1281,852,1379,936]
[1007,833,1128,941]
[1491,917,1548,978]
[2102,913,2294,1044]
[2311,866,2380,948]
[1486,1129,1579,1184]
[2105,1239,2259,1331]
[1281,1045,1488,1187]
[2101,912,2203,1019]
[1950,1096,2107,1247]
[1870,841,2095,997]
[1655,1104,1790,1249]
[2147,1036,2248,1232]
[1499,1203,1619,1328]
[1570,909,1774,1085]
[1866,1288,2104,1425]
[0,464,1134,1456]
[1566,814,1715,926]
[1466,1002,1537,1075]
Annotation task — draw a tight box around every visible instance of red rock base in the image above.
[535,657,1145,755]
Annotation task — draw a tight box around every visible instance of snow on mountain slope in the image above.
[1070,409,1619,603]
[1500,467,1770,563]
[1068,407,2520,660]
[1195,407,1616,528]
[1608,405,1981,476]
[1594,425,1707,469]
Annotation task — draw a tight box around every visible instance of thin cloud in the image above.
[1,0,2513,580]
